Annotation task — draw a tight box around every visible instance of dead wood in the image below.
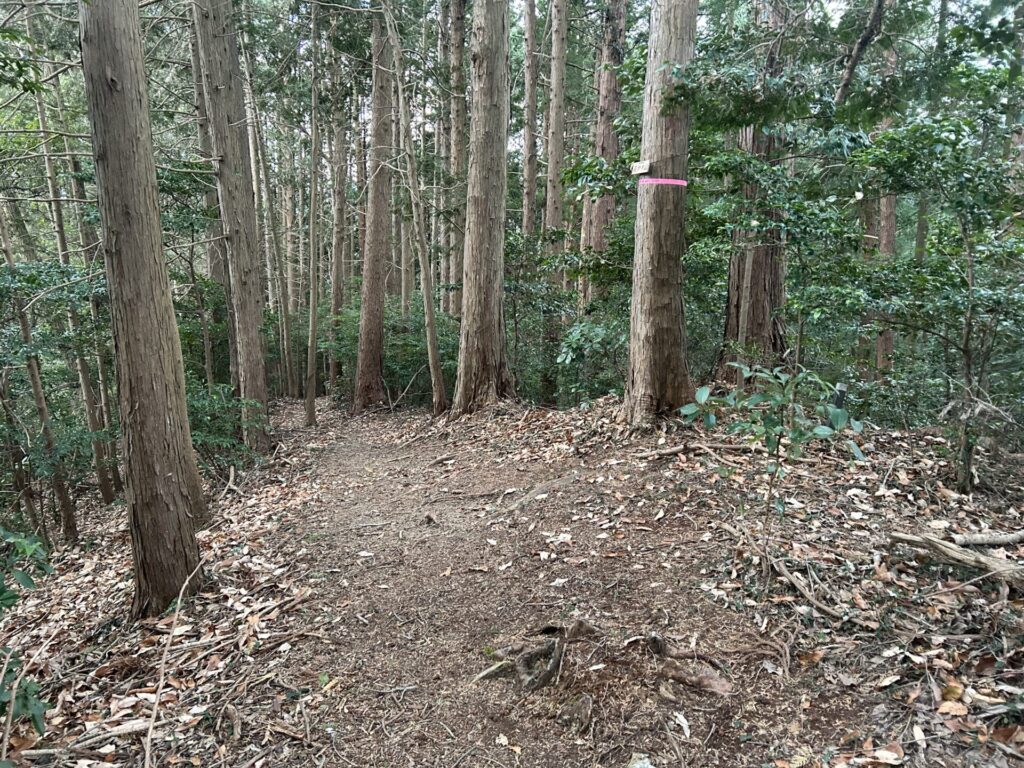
[635,441,820,465]
[516,638,564,691]
[951,530,1024,547]
[891,532,1024,589]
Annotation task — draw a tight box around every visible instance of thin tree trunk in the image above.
[448,0,467,316]
[353,12,393,413]
[0,377,48,547]
[622,0,697,425]
[436,0,450,314]
[253,113,297,398]
[578,0,626,304]
[34,71,116,504]
[540,0,569,404]
[80,0,205,616]
[833,0,887,107]
[356,113,368,276]
[450,0,515,416]
[521,0,539,236]
[876,189,897,371]
[329,116,349,394]
[53,81,121,493]
[190,24,237,394]
[193,0,270,452]
[383,0,448,415]
[305,4,321,426]
[0,211,78,542]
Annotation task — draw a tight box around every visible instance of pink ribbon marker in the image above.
[639,178,688,186]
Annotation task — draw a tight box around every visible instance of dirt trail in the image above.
[5,402,1016,766]
[267,408,871,768]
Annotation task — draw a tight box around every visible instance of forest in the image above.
[0,0,1021,764]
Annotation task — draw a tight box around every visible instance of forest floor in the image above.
[3,399,1024,767]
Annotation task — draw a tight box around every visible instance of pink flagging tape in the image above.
[639,177,688,186]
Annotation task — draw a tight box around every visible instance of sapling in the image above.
[681,364,864,578]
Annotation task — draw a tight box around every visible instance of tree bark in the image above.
[622,0,697,425]
[353,12,393,413]
[79,0,204,616]
[450,0,515,416]
[193,0,270,451]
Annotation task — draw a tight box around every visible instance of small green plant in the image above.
[0,527,51,745]
[681,365,865,572]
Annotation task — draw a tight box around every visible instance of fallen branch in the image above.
[891,532,1024,589]
[951,530,1024,548]
[635,442,820,465]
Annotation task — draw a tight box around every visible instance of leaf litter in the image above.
[0,396,1021,766]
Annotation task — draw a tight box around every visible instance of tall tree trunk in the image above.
[0,211,78,542]
[384,0,448,415]
[79,0,205,616]
[401,212,413,317]
[622,0,697,425]
[579,0,626,304]
[353,12,393,413]
[252,113,297,398]
[450,0,515,416]
[874,42,898,373]
[720,128,786,380]
[434,2,449,310]
[34,71,117,504]
[719,2,786,382]
[356,114,368,277]
[190,24,238,394]
[521,0,539,236]
[388,102,402,298]
[539,0,569,404]
[193,0,270,452]
[448,0,467,316]
[305,4,321,426]
[876,190,896,372]
[329,116,349,394]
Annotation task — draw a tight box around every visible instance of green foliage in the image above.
[0,527,51,737]
[0,27,41,94]
[185,377,255,472]
[681,365,865,477]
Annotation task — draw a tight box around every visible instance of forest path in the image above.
[265,403,872,768]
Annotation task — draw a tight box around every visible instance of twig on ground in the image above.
[951,529,1024,547]
[143,557,206,768]
[1,627,59,760]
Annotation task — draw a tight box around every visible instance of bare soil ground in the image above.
[3,399,1023,767]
